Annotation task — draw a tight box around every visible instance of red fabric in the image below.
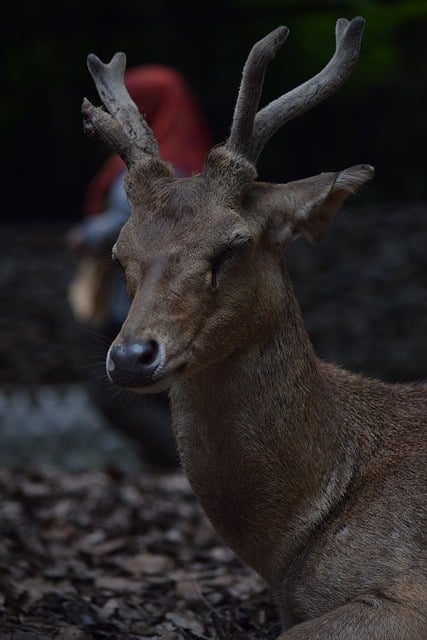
[83,65,212,215]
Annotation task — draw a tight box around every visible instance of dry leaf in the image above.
[113,552,174,575]
[95,575,142,592]
[165,611,205,636]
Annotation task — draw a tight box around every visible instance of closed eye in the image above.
[210,238,252,288]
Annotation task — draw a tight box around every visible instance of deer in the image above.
[81,15,427,639]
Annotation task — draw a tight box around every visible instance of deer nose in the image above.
[106,339,162,387]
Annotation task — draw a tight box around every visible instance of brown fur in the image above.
[84,19,426,637]
[110,158,427,637]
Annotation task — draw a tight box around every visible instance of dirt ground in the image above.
[0,467,280,640]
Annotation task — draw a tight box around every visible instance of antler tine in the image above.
[227,26,289,157]
[82,98,142,166]
[83,51,159,164]
[250,16,365,163]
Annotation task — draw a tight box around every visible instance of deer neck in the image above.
[170,269,357,586]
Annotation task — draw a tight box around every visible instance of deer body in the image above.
[173,350,427,626]
[82,16,427,638]
[171,263,427,632]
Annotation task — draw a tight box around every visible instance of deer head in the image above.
[82,17,373,393]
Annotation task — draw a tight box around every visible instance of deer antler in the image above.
[82,52,159,167]
[228,17,365,163]
[227,26,290,158]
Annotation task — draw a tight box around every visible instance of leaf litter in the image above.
[0,467,281,639]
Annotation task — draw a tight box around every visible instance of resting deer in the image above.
[82,16,427,639]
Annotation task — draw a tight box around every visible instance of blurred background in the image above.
[1,0,426,471]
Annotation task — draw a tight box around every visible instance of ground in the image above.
[0,467,280,640]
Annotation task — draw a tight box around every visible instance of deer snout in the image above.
[106,339,163,388]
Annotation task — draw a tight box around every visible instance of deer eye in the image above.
[210,238,252,288]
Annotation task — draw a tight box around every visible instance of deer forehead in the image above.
[116,175,252,264]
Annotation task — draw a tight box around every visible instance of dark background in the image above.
[3,0,427,222]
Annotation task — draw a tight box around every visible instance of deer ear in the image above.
[290,164,374,244]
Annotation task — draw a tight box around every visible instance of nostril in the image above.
[107,339,163,387]
[136,339,160,367]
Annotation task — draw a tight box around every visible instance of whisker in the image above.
[72,322,115,345]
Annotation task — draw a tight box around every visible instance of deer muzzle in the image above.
[106,338,164,388]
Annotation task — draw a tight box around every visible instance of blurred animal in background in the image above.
[68,64,212,468]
